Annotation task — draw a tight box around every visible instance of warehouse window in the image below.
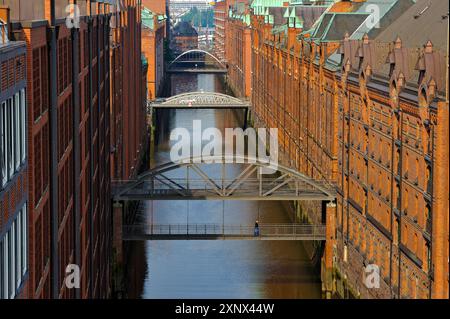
[14,92,20,171]
[0,203,28,299]
[7,97,12,180]
[1,101,6,187]
[20,89,26,163]
[0,90,26,190]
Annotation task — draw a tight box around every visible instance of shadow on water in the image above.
[125,73,322,299]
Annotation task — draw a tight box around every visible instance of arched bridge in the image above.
[112,155,336,201]
[149,92,250,110]
[168,49,227,74]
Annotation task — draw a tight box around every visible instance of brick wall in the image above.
[0,40,28,299]
[239,11,449,299]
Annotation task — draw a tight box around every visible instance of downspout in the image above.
[71,0,81,300]
[87,8,94,298]
[48,0,60,299]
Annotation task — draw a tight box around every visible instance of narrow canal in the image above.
[124,73,322,299]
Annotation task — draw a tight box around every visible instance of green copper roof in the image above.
[142,7,166,30]
[142,7,155,29]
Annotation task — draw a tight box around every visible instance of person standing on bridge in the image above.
[254,220,260,237]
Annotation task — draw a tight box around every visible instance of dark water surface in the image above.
[125,74,321,299]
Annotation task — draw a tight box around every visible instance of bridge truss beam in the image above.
[112,156,336,201]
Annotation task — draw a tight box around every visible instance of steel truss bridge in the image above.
[116,92,335,241]
[149,91,250,110]
[122,223,327,241]
[167,49,227,74]
[112,155,336,202]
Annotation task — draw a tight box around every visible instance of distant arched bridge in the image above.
[168,49,228,74]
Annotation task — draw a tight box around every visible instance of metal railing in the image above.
[123,223,327,241]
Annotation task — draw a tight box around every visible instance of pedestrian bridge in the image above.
[167,49,227,74]
[112,155,337,202]
[149,92,250,110]
[122,223,326,241]
[167,67,227,74]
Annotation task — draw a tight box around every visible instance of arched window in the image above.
[390,81,398,106]
[426,165,432,194]
[396,149,401,175]
[404,187,409,213]
[425,127,432,154]
[396,183,401,209]
[403,224,409,245]
[419,88,428,107]
[414,195,419,220]
[404,151,409,178]
[415,157,420,184]
[413,233,418,254]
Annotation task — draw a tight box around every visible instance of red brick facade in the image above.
[213,0,226,61]
[224,0,449,299]
[141,12,165,100]
[110,1,147,180]
[1,0,147,299]
[0,28,28,298]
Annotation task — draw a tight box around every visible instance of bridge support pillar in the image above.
[112,201,124,297]
[323,201,337,299]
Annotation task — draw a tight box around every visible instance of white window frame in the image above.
[20,89,26,163]
[21,204,27,276]
[0,101,6,187]
[16,215,22,290]
[7,98,13,180]
[9,226,15,299]
[0,239,2,299]
[14,93,20,171]
[3,234,8,299]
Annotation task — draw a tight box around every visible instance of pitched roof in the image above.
[304,0,416,42]
[375,0,449,51]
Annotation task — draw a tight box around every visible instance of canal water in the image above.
[125,73,322,299]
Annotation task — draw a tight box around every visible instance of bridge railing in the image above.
[123,223,326,240]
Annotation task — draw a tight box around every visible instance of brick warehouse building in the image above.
[222,0,449,298]
[0,0,147,299]
[171,21,198,55]
[224,0,252,98]
[213,0,226,62]
[0,7,28,299]
[141,7,166,100]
